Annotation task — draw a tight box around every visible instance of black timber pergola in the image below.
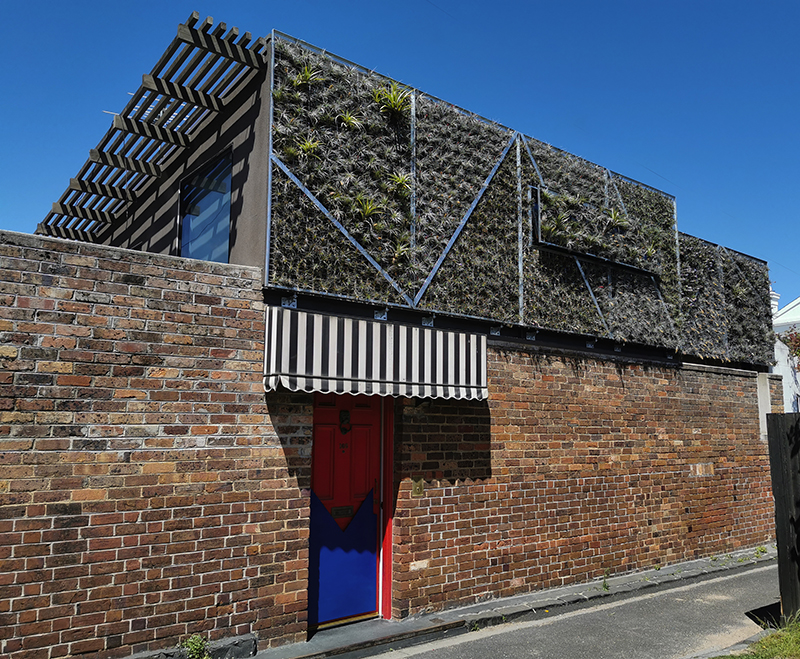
[36,12,267,242]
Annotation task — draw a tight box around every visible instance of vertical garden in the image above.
[267,36,773,365]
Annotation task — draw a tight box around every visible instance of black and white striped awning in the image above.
[263,306,488,400]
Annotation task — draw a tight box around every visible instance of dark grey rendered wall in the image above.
[100,67,272,271]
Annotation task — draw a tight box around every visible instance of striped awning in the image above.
[263,306,488,400]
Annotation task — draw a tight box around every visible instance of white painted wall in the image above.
[774,338,800,412]
[771,292,800,412]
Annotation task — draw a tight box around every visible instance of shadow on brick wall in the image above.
[394,397,492,484]
[265,391,314,490]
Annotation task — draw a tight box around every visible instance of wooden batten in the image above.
[38,12,264,241]
[142,75,223,112]
[89,149,162,178]
[112,116,190,148]
[177,23,267,70]
[69,178,137,202]
[51,203,116,226]
[36,220,99,243]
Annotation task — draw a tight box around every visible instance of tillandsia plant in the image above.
[292,63,324,90]
[271,39,415,297]
[677,234,774,364]
[268,37,773,365]
[524,251,606,335]
[421,153,520,322]
[532,139,678,281]
[388,171,411,196]
[414,96,510,281]
[584,263,678,348]
[296,135,321,159]
[723,248,774,364]
[336,111,364,130]
[678,234,729,359]
[372,82,411,123]
[353,193,384,220]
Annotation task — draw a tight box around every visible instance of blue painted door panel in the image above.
[308,489,377,626]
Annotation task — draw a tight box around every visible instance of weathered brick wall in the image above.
[0,232,310,659]
[0,230,783,656]
[392,348,781,618]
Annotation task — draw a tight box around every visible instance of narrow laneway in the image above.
[369,565,778,659]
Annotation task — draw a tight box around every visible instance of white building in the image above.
[773,292,800,412]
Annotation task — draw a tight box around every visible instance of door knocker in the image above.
[339,409,351,434]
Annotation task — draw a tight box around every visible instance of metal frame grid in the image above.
[264,33,682,334]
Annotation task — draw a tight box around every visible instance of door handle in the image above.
[373,478,379,514]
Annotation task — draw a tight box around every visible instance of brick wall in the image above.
[0,232,310,659]
[391,348,781,617]
[0,230,783,656]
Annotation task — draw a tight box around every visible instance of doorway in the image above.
[308,393,392,628]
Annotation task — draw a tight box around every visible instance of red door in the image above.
[309,393,382,627]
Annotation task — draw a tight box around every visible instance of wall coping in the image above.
[0,229,263,281]
[682,360,780,380]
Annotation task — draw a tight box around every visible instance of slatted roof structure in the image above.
[36,12,267,243]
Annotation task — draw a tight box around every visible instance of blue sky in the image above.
[2,1,798,305]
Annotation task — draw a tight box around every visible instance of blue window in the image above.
[180,153,232,262]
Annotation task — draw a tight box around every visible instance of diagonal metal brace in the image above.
[650,275,679,337]
[271,155,414,306]
[605,169,631,224]
[521,138,545,188]
[575,257,613,339]
[413,130,517,306]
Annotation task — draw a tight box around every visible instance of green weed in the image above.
[706,616,800,658]
[179,635,211,659]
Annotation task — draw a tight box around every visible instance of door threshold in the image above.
[312,611,379,632]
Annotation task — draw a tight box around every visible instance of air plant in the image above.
[605,207,629,231]
[337,111,364,130]
[373,83,411,122]
[388,171,411,194]
[292,64,323,90]
[393,236,411,264]
[297,135,321,158]
[353,194,384,220]
[337,172,357,189]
